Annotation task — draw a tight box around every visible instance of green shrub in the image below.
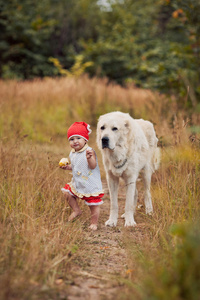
[143,222,200,300]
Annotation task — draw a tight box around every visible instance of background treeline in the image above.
[0,0,200,105]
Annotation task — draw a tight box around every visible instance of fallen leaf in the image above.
[100,246,110,250]
[126,269,134,274]
[55,279,64,285]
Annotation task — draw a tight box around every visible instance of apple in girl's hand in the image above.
[59,158,69,167]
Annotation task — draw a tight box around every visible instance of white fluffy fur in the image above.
[96,111,160,227]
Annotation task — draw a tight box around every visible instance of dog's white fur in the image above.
[96,111,160,227]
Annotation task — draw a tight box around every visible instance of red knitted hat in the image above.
[67,122,92,141]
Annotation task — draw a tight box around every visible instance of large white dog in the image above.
[96,111,160,227]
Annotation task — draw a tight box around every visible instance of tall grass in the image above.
[121,133,200,300]
[0,75,182,143]
[0,76,200,299]
[0,138,88,299]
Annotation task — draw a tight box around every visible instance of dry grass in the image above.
[0,139,88,299]
[0,75,172,142]
[121,137,200,299]
[0,76,200,299]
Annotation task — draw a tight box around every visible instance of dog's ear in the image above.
[124,119,130,133]
[96,118,102,150]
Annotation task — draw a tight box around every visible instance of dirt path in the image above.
[65,180,146,300]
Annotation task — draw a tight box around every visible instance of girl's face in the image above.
[69,136,86,151]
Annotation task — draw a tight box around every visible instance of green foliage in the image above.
[0,0,59,79]
[49,55,93,77]
[0,0,100,79]
[143,223,200,300]
[82,0,200,103]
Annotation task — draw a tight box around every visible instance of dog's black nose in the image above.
[102,136,109,149]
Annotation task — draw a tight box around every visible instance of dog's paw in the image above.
[121,213,125,219]
[105,219,117,227]
[145,207,153,215]
[124,217,137,227]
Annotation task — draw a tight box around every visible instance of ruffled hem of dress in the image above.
[61,188,74,197]
[62,181,104,198]
[84,200,104,206]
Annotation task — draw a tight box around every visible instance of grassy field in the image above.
[0,76,200,299]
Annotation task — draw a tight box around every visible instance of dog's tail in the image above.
[152,147,161,171]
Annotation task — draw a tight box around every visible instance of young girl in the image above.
[60,122,104,230]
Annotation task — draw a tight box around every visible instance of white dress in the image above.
[61,144,104,205]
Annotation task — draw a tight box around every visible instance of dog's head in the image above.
[96,112,131,151]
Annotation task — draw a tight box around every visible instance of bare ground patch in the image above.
[64,180,150,300]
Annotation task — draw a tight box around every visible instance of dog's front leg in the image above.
[124,179,137,227]
[105,172,119,227]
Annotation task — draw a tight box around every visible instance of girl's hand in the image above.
[60,164,72,170]
[86,150,97,169]
[86,149,93,160]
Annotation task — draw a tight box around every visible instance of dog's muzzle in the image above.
[102,136,109,149]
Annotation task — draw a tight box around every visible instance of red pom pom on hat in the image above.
[67,122,92,141]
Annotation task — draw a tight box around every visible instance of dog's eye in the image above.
[112,127,118,131]
[100,126,105,130]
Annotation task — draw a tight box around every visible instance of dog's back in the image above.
[136,119,160,171]
[136,119,158,147]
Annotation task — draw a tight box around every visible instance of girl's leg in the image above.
[89,205,100,230]
[65,193,82,221]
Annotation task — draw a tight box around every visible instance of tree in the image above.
[0,0,101,79]
[0,0,58,78]
[81,0,200,104]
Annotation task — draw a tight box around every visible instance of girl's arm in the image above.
[86,149,97,169]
